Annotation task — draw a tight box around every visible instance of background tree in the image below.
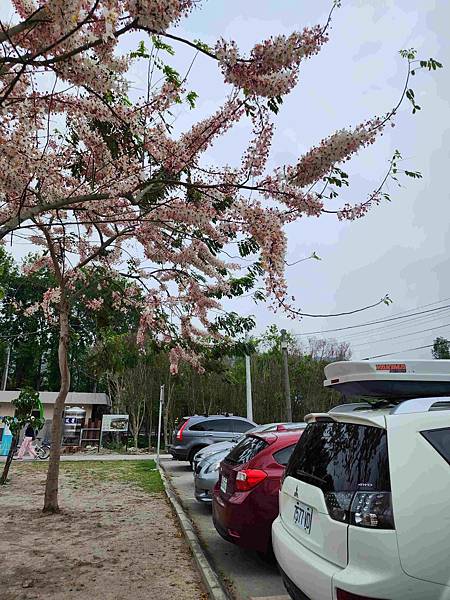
[0,249,141,392]
[0,2,441,514]
[91,326,351,445]
[432,337,450,359]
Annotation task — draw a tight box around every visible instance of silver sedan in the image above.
[194,448,230,503]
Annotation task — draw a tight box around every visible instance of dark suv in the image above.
[169,414,256,464]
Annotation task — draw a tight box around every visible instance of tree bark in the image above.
[0,434,18,485]
[43,295,70,513]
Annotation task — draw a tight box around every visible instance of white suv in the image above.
[273,397,450,600]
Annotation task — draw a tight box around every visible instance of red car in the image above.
[212,428,304,556]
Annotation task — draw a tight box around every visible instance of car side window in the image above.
[273,444,296,466]
[421,427,450,465]
[231,420,254,433]
[189,422,207,432]
[207,419,233,432]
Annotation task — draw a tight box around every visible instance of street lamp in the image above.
[280,329,292,421]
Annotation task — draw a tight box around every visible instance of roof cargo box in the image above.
[324,359,450,399]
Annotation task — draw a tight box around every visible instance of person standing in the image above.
[17,421,37,460]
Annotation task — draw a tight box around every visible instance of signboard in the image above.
[64,417,78,425]
[0,422,12,456]
[101,414,129,432]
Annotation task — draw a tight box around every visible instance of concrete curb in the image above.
[159,463,229,600]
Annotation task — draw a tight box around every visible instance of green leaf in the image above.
[130,40,151,59]
[193,39,212,53]
[162,65,182,87]
[152,35,175,55]
[186,91,198,109]
[404,170,423,179]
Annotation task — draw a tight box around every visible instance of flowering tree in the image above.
[0,1,442,512]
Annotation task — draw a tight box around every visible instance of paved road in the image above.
[0,453,170,462]
[161,458,289,600]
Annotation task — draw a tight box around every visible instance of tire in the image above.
[36,446,50,460]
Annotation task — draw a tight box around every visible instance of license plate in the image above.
[220,475,228,494]
[293,500,313,534]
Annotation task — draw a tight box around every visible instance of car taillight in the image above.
[235,469,267,491]
[336,588,391,600]
[324,492,353,523]
[350,492,394,529]
[176,419,190,441]
[325,491,394,529]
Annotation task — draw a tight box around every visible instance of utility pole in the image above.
[1,345,11,391]
[156,384,164,469]
[280,329,292,422]
[245,346,253,422]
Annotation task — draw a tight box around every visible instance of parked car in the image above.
[168,414,256,465]
[192,422,306,474]
[212,428,304,555]
[273,399,450,600]
[192,440,236,473]
[194,447,231,502]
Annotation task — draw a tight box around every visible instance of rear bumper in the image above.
[194,472,218,503]
[168,445,189,461]
[212,487,273,554]
[272,516,339,600]
[273,517,450,600]
[279,568,312,600]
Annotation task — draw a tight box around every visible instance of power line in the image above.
[351,322,450,349]
[293,301,450,337]
[350,312,450,342]
[362,344,434,360]
[319,307,450,343]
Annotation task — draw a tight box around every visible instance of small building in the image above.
[0,390,110,421]
[0,391,110,453]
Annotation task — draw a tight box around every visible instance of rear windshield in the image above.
[285,421,391,492]
[225,435,268,465]
[421,428,450,465]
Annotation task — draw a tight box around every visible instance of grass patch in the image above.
[10,460,164,494]
[61,460,164,494]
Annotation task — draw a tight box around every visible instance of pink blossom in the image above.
[216,27,328,97]
[85,298,104,311]
[0,2,412,374]
[287,118,384,188]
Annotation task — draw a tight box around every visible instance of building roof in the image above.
[0,391,110,406]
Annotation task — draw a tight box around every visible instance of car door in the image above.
[388,413,450,586]
[280,419,390,573]
[205,418,238,443]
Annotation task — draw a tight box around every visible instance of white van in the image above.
[273,360,450,600]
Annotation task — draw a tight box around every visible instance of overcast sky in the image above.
[2,1,449,360]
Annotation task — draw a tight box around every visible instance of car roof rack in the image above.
[390,397,450,414]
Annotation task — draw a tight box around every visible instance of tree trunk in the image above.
[0,434,18,485]
[43,296,70,513]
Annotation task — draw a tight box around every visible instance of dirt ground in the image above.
[0,461,206,600]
